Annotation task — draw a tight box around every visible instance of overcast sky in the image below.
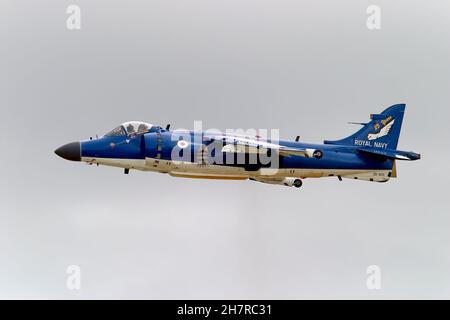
[1,0,450,299]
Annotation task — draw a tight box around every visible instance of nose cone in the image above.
[55,142,81,161]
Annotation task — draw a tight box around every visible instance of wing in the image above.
[208,134,320,158]
[367,132,378,140]
[368,119,395,140]
[276,145,319,158]
[378,119,395,138]
[221,143,316,157]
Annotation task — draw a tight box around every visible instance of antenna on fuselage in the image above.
[295,136,300,142]
[347,122,367,126]
[165,124,171,130]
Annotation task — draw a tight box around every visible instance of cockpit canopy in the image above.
[105,121,153,137]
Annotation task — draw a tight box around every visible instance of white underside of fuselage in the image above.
[81,157,392,183]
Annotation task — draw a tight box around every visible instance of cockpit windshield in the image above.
[105,125,126,136]
[105,121,153,137]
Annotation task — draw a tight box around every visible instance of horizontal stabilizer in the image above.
[357,147,420,161]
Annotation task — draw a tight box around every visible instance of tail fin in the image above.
[324,104,405,150]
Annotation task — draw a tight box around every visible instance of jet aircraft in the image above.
[55,104,420,188]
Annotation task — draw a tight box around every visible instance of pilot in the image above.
[137,124,148,133]
[126,124,135,135]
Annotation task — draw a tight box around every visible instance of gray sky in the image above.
[1,0,450,299]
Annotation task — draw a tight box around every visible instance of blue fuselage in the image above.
[80,129,393,171]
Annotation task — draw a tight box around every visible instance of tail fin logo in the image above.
[367,119,395,140]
